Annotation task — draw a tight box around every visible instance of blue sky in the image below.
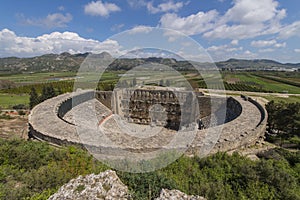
[0,0,300,62]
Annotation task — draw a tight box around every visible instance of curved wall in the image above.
[28,90,267,155]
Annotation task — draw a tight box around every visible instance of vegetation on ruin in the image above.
[0,138,299,200]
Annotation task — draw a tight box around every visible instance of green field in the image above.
[0,70,299,109]
[0,72,77,84]
[223,72,300,94]
[2,71,300,93]
[0,93,29,109]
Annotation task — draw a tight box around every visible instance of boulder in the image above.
[48,170,129,200]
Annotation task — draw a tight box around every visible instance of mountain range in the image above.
[0,52,299,73]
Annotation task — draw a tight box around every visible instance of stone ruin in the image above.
[28,86,267,157]
[96,86,242,131]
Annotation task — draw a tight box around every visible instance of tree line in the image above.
[29,85,61,109]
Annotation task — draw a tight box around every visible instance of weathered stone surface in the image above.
[112,87,201,130]
[155,189,207,200]
[48,170,129,200]
[28,88,267,156]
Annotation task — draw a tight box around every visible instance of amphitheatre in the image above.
[28,85,267,159]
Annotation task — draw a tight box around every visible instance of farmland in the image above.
[222,72,300,94]
[0,70,299,109]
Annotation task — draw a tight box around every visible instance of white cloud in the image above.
[234,50,257,59]
[207,44,242,52]
[251,39,286,48]
[274,42,286,48]
[206,43,243,61]
[204,0,286,39]
[162,29,185,42]
[203,23,265,39]
[222,0,282,25]
[0,29,122,57]
[111,24,124,32]
[19,13,72,28]
[160,0,287,40]
[58,6,65,11]
[127,0,146,8]
[231,40,239,45]
[160,10,218,35]
[147,1,185,14]
[251,39,277,47]
[128,25,153,34]
[294,49,300,53]
[84,1,121,17]
[258,48,275,53]
[126,0,186,13]
[278,21,300,39]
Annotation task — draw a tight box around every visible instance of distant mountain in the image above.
[0,52,111,73]
[0,52,299,73]
[216,58,300,70]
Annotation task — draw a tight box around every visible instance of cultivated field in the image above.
[0,70,299,109]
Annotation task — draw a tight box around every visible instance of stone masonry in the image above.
[28,88,267,156]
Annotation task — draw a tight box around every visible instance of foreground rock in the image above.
[49,170,206,200]
[156,189,207,200]
[48,170,129,200]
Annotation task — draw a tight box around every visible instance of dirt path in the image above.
[0,114,28,139]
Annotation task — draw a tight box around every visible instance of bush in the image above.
[0,138,299,200]
[17,110,26,115]
[0,114,14,120]
[12,104,27,110]
[0,139,109,199]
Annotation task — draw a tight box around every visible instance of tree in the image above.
[46,85,56,98]
[40,85,56,102]
[159,79,164,86]
[266,101,300,146]
[57,87,63,95]
[29,87,39,109]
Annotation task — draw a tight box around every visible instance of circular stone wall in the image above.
[28,89,267,155]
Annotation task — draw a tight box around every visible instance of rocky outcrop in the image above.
[49,170,207,200]
[48,170,129,200]
[156,189,207,200]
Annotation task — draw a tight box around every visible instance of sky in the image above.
[0,0,300,63]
